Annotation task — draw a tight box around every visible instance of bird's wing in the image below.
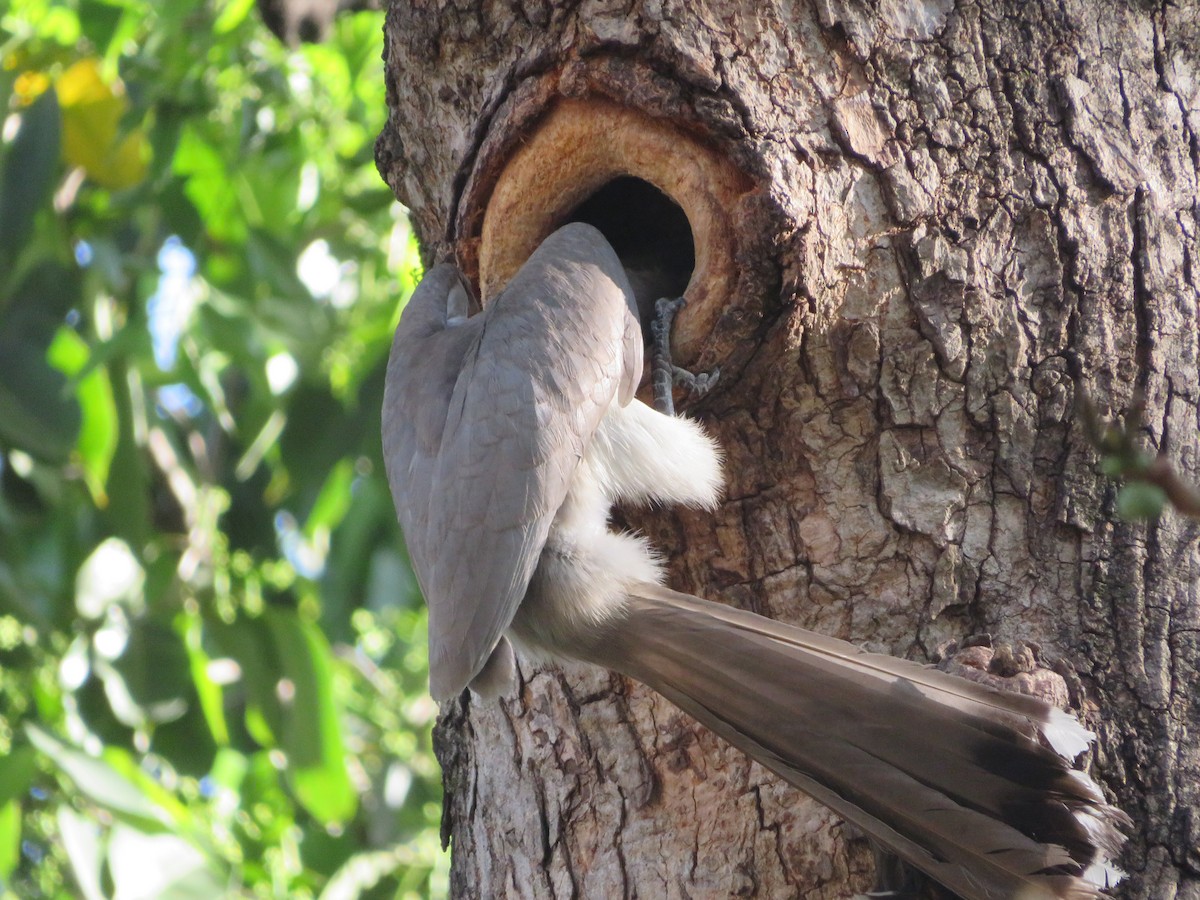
[382,224,641,698]
[381,263,480,645]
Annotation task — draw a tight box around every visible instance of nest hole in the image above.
[471,98,751,363]
[565,177,696,322]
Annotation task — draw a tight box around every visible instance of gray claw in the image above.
[652,297,718,415]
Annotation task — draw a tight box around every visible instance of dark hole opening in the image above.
[566,177,695,321]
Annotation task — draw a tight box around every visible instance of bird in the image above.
[380,221,1130,900]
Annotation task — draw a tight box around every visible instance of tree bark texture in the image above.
[376,1,1200,897]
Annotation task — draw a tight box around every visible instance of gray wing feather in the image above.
[381,224,640,698]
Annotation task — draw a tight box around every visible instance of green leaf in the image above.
[0,800,19,882]
[213,0,256,34]
[77,0,126,54]
[208,616,284,747]
[0,560,52,632]
[0,264,86,463]
[263,608,357,825]
[173,124,245,244]
[320,477,407,642]
[26,725,169,831]
[0,6,442,895]
[1,261,83,341]
[101,750,195,832]
[240,146,302,235]
[1116,482,1167,522]
[0,67,14,114]
[0,88,61,277]
[0,745,39,807]
[304,458,354,538]
[0,337,81,463]
[101,357,152,550]
[182,614,229,746]
[47,327,119,503]
[70,320,151,385]
[148,700,219,779]
[245,229,314,302]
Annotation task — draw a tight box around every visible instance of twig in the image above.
[1080,391,1200,521]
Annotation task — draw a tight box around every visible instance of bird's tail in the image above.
[568,584,1129,900]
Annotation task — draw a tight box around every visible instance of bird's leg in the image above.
[651,297,720,416]
[650,297,678,415]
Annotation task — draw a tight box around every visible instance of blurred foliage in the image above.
[1083,392,1200,522]
[0,1,447,898]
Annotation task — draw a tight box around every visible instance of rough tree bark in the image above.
[376,1,1200,897]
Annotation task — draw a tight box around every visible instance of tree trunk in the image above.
[376,1,1200,896]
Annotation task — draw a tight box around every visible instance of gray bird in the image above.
[381,222,1129,900]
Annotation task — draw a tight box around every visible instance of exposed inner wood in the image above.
[476,97,749,359]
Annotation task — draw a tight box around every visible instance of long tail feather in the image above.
[568,585,1129,900]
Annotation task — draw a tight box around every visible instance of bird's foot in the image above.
[651,297,720,416]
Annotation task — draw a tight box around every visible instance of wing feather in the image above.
[381,224,641,698]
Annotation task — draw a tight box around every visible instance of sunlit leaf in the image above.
[240,750,295,843]
[213,0,256,34]
[100,749,195,832]
[172,124,244,243]
[304,458,353,539]
[47,327,119,504]
[75,537,144,620]
[208,747,249,795]
[181,613,229,746]
[57,806,107,900]
[0,800,19,882]
[107,823,225,900]
[26,725,168,831]
[5,2,82,44]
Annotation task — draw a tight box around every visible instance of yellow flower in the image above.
[56,58,150,190]
[13,70,51,105]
